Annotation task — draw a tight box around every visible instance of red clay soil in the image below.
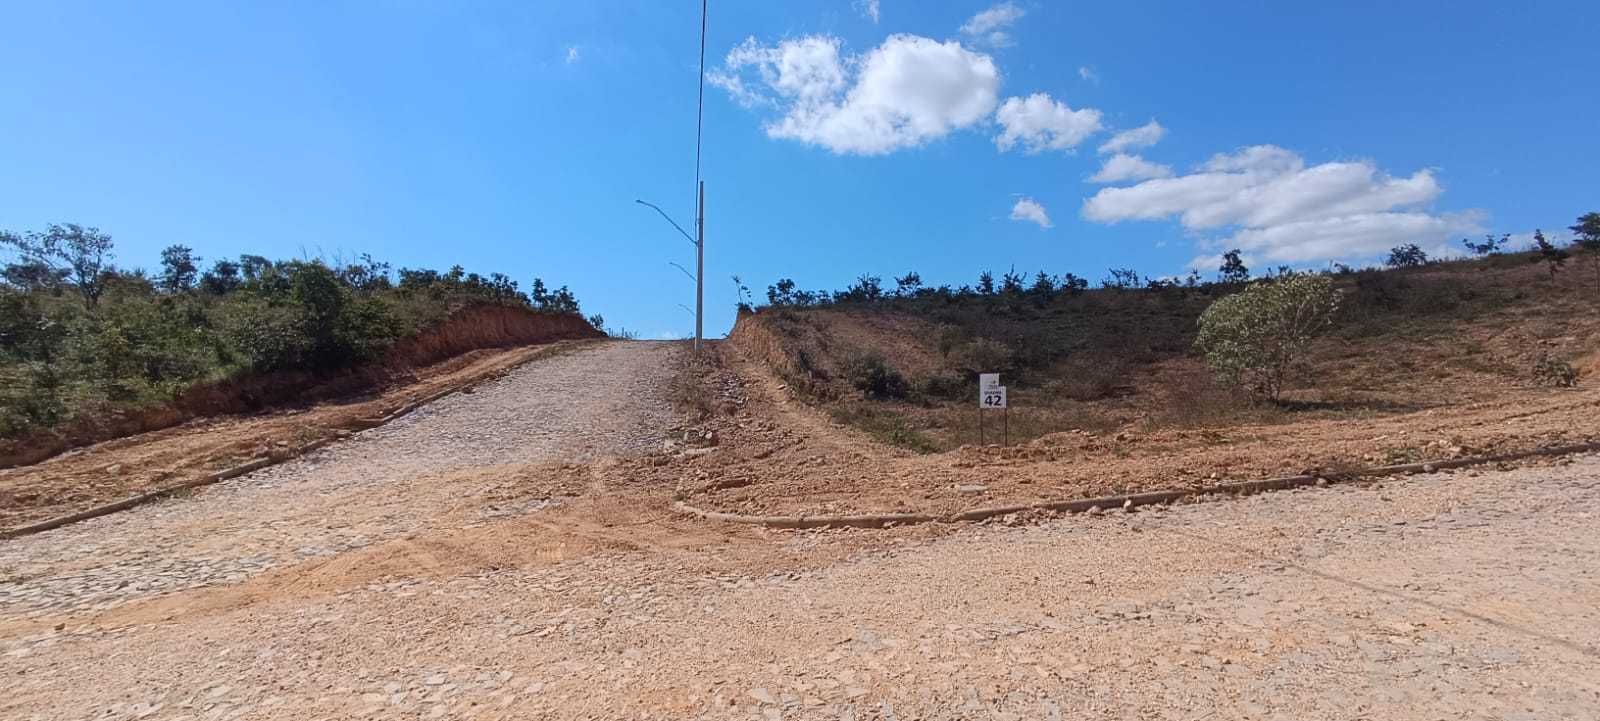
[662,341,1600,520]
[0,305,600,470]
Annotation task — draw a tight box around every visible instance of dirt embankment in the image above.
[1,305,601,469]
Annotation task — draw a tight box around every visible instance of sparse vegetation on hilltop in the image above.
[731,213,1599,452]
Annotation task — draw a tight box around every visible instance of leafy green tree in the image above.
[0,223,115,305]
[1532,229,1569,280]
[976,271,995,295]
[159,245,201,292]
[1218,249,1250,284]
[201,259,243,294]
[1194,273,1342,401]
[1572,212,1600,291]
[1386,244,1429,268]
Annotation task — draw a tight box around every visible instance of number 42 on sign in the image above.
[977,373,1009,444]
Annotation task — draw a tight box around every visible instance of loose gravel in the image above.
[4,341,1599,719]
[0,341,679,619]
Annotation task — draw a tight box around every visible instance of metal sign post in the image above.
[978,374,1008,446]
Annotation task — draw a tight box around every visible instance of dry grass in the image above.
[729,252,1600,453]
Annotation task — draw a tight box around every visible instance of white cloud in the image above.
[994,93,1104,154]
[856,0,881,23]
[1090,153,1173,183]
[1078,66,1099,84]
[1097,120,1165,154]
[710,34,1000,155]
[1010,197,1053,228]
[564,46,580,64]
[1082,144,1484,265]
[960,2,1025,47]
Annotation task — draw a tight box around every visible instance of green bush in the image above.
[2,223,592,441]
[1195,274,1342,401]
[845,352,909,400]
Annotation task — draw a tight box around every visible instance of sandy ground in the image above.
[3,340,1599,720]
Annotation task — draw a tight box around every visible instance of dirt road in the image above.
[4,341,1599,720]
[0,340,679,621]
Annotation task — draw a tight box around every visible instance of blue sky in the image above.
[2,1,1596,339]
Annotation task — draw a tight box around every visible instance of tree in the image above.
[201,259,243,294]
[1532,229,1569,281]
[1194,273,1342,401]
[1218,249,1250,284]
[1386,244,1429,268]
[731,275,753,312]
[158,245,201,292]
[976,271,995,295]
[839,274,883,302]
[1102,268,1140,289]
[0,223,115,305]
[1029,271,1056,296]
[767,278,798,306]
[893,271,922,297]
[1059,272,1089,295]
[1461,233,1508,256]
[1572,212,1600,291]
[999,267,1025,295]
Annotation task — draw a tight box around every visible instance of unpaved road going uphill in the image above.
[5,341,1600,720]
[0,341,679,620]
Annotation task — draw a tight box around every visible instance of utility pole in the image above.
[695,181,704,351]
[635,0,709,351]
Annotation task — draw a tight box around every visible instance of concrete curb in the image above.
[672,440,1600,529]
[0,344,579,540]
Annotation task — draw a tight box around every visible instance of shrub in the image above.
[1387,244,1429,268]
[1532,354,1578,387]
[1194,274,1342,401]
[845,352,909,399]
[953,337,1014,379]
[1218,249,1249,284]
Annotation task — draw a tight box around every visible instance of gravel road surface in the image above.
[3,341,1598,719]
[0,340,679,620]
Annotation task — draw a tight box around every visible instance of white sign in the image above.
[979,373,1001,392]
[980,385,1007,409]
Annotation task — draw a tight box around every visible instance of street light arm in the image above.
[635,199,697,246]
[668,261,697,282]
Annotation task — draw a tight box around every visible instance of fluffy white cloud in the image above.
[1082,145,1483,265]
[1010,197,1053,228]
[994,93,1104,154]
[1097,120,1165,155]
[856,0,880,23]
[710,34,1000,155]
[1090,153,1173,183]
[960,2,1024,47]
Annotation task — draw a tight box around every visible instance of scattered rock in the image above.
[747,687,776,704]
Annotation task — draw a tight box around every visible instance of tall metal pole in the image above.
[695,181,704,351]
[692,0,707,352]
